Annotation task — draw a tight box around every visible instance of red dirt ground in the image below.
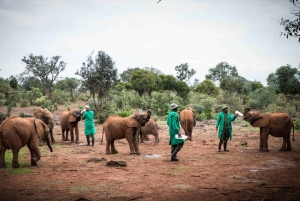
[1,103,300,201]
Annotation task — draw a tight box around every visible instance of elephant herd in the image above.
[0,106,296,168]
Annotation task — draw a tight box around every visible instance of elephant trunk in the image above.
[45,136,53,152]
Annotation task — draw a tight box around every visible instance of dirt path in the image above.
[1,105,300,201]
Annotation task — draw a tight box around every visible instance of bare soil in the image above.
[1,103,300,201]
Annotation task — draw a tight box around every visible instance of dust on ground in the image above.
[1,103,300,201]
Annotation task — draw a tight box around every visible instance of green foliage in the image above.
[251,80,263,92]
[248,87,277,110]
[175,63,196,83]
[205,62,239,85]
[8,76,18,89]
[120,67,141,82]
[159,74,177,91]
[76,51,118,113]
[196,113,207,121]
[131,69,162,96]
[175,80,190,100]
[55,77,80,101]
[19,112,26,117]
[117,110,131,117]
[26,87,43,105]
[21,54,66,98]
[35,96,58,112]
[195,79,219,96]
[295,119,300,130]
[220,76,239,94]
[19,76,43,92]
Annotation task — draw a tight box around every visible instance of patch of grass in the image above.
[0,149,34,175]
[176,166,188,170]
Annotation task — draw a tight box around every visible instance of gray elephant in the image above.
[0,116,53,168]
[243,108,294,152]
[101,110,152,155]
[139,117,159,143]
[34,107,55,144]
[60,109,82,143]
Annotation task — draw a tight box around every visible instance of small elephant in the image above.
[34,107,55,144]
[139,117,159,143]
[243,108,294,152]
[179,107,196,141]
[60,109,82,143]
[101,110,152,155]
[0,116,53,168]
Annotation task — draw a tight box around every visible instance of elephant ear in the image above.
[68,111,77,122]
[125,116,140,128]
[251,114,269,127]
[35,119,49,139]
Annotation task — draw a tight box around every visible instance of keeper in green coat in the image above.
[82,105,96,146]
[167,103,185,161]
[216,106,237,152]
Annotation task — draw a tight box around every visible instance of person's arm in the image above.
[216,113,220,131]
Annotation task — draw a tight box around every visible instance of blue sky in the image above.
[0,0,299,86]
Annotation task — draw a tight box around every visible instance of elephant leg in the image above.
[279,137,288,151]
[75,126,79,143]
[105,138,112,154]
[139,132,144,143]
[133,133,140,155]
[28,142,41,166]
[38,138,44,146]
[0,147,7,168]
[65,130,69,141]
[258,129,263,151]
[154,133,159,143]
[50,129,55,144]
[12,148,21,168]
[286,137,292,151]
[111,140,118,154]
[70,129,75,143]
[62,130,66,141]
[262,130,269,152]
[126,133,137,155]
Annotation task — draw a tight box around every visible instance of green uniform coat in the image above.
[167,110,185,145]
[216,111,237,140]
[83,110,96,135]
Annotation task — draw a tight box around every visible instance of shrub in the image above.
[117,110,131,117]
[19,112,26,117]
[295,119,300,130]
[196,113,207,121]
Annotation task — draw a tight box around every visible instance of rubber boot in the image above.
[86,136,90,146]
[91,137,95,146]
[224,141,229,152]
[218,141,222,152]
[171,149,179,161]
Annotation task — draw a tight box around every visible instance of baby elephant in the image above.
[0,116,53,168]
[139,118,159,143]
[101,110,152,155]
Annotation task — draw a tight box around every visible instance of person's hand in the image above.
[81,109,86,114]
[216,127,218,131]
[178,133,182,138]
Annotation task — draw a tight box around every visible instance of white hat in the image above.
[85,105,90,110]
[170,103,178,110]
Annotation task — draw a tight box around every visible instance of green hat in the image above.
[222,106,228,110]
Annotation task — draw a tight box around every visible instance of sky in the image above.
[0,0,299,86]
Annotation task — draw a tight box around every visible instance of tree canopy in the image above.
[205,62,239,85]
[175,63,196,83]
[21,54,66,99]
[76,51,118,112]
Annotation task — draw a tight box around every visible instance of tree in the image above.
[158,74,177,91]
[175,63,196,83]
[76,51,118,113]
[7,76,18,89]
[19,76,43,92]
[251,80,264,92]
[130,69,162,96]
[205,62,239,86]
[21,54,66,99]
[119,67,140,82]
[267,64,300,95]
[280,0,300,42]
[175,80,190,100]
[248,87,277,110]
[195,79,219,96]
[219,76,239,94]
[144,67,163,75]
[55,77,80,101]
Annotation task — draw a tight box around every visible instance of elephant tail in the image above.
[292,124,295,142]
[101,127,104,143]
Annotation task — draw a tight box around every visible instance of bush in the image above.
[117,110,131,117]
[295,119,300,130]
[19,112,26,117]
[196,113,207,121]
[20,99,30,107]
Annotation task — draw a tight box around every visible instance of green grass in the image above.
[0,149,34,175]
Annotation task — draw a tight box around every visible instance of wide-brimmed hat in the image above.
[170,103,178,110]
[222,106,228,110]
[85,105,90,110]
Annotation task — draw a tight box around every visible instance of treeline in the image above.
[1,51,300,126]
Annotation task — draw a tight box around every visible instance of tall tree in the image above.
[119,67,140,82]
[267,64,300,95]
[55,77,80,101]
[195,79,219,96]
[159,74,177,91]
[280,0,300,42]
[130,69,162,96]
[76,51,118,112]
[205,62,239,86]
[21,54,66,99]
[175,63,196,83]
